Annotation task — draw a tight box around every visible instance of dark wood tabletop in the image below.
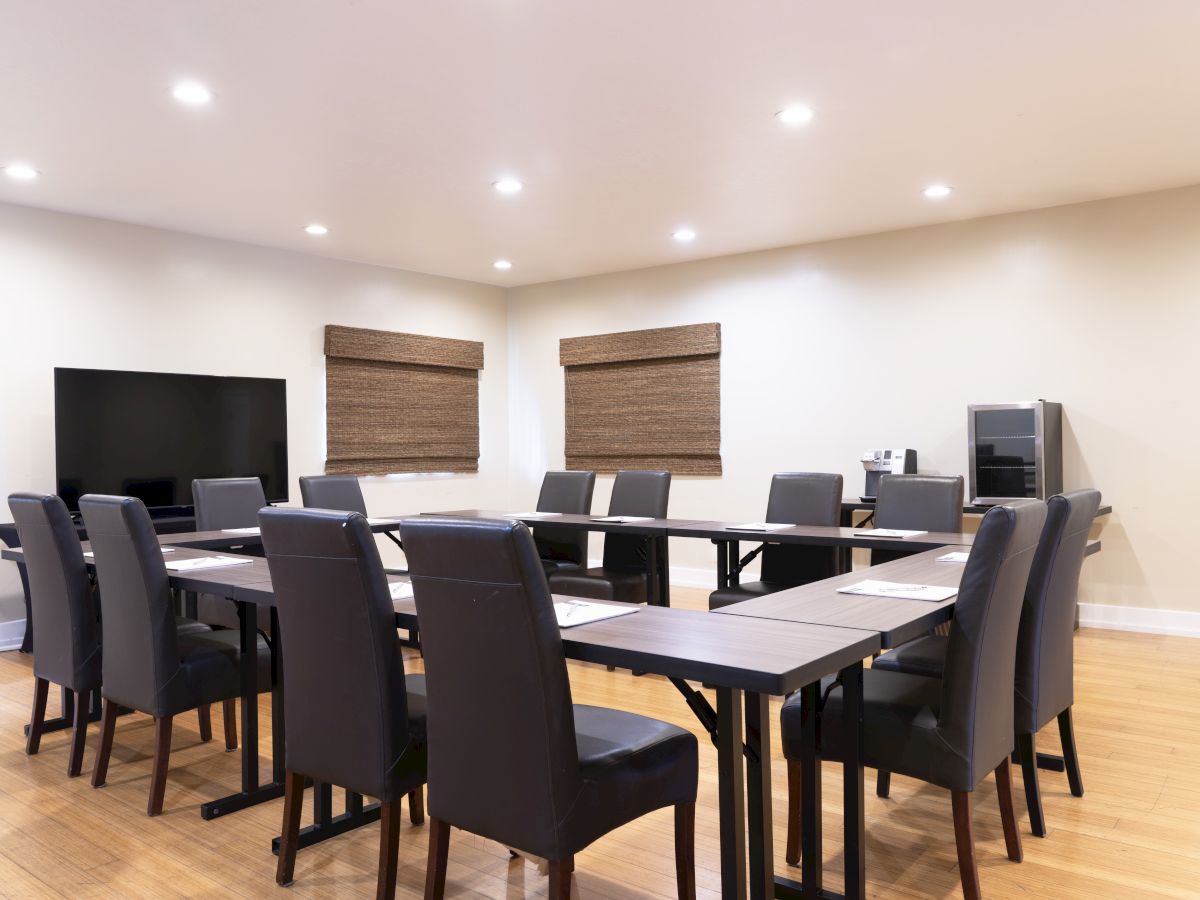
[666,520,978,551]
[416,509,704,535]
[841,498,1113,517]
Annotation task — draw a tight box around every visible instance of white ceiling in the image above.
[4,1,1200,287]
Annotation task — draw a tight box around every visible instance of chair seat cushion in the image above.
[708,581,787,610]
[174,616,214,636]
[540,558,582,575]
[563,705,698,853]
[547,568,647,604]
[871,635,948,679]
[153,629,273,718]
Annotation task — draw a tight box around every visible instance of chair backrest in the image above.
[874,474,965,532]
[1015,489,1102,733]
[191,477,267,531]
[298,474,368,515]
[532,470,596,566]
[938,499,1046,786]
[259,507,418,800]
[401,515,580,859]
[8,492,100,693]
[759,473,843,585]
[77,494,182,716]
[602,470,671,572]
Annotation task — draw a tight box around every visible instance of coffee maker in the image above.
[860,448,917,500]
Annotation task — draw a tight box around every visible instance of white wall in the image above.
[507,185,1200,623]
[0,202,509,624]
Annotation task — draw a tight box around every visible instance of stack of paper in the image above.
[366,517,402,525]
[389,581,415,600]
[591,516,653,523]
[853,528,929,539]
[220,526,261,535]
[727,522,792,532]
[837,580,957,602]
[165,556,256,572]
[503,512,560,519]
[553,600,640,628]
[937,551,971,563]
[85,547,175,558]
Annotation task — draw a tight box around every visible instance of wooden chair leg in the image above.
[548,856,573,900]
[26,676,49,755]
[197,704,212,742]
[1016,732,1046,837]
[91,698,118,787]
[785,759,802,866]
[675,802,696,900]
[1058,707,1084,797]
[995,758,1023,862]
[276,770,305,886]
[424,816,450,900]
[147,716,173,816]
[951,790,982,900]
[67,689,90,777]
[408,786,425,825]
[877,770,891,798]
[377,798,403,900]
[222,699,238,751]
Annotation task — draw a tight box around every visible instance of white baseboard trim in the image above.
[667,565,719,589]
[0,618,27,652]
[1077,603,1200,639]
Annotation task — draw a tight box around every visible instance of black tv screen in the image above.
[55,367,288,513]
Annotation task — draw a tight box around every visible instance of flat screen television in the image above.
[55,367,288,513]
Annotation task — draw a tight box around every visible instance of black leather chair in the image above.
[532,470,596,575]
[259,507,427,898]
[401,516,698,900]
[873,489,1101,837]
[547,470,670,604]
[780,500,1046,900]
[10,492,216,777]
[78,494,271,816]
[298,474,367,514]
[871,474,964,565]
[708,472,843,610]
[191,477,271,631]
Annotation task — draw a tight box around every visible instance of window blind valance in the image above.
[561,322,721,476]
[324,325,483,475]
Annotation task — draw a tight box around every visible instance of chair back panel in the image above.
[533,471,596,566]
[9,492,100,693]
[602,470,671,572]
[939,500,1046,784]
[760,473,843,584]
[874,475,964,532]
[1016,489,1102,732]
[191,477,267,531]
[259,507,415,800]
[401,516,580,858]
[298,475,368,515]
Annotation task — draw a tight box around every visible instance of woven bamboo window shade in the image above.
[324,325,484,475]
[560,322,721,475]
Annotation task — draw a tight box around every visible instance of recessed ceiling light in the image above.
[493,259,513,270]
[673,227,697,243]
[2,163,39,181]
[493,177,523,194]
[172,81,213,105]
[304,223,328,236]
[775,105,815,126]
[922,184,953,199]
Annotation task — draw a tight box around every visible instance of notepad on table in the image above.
[591,516,653,523]
[220,526,261,535]
[837,580,957,602]
[553,600,640,628]
[937,551,971,563]
[503,512,560,519]
[853,528,929,539]
[727,522,792,532]
[165,556,256,572]
[367,517,403,525]
[85,548,174,558]
[389,581,415,600]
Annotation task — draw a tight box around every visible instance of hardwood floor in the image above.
[0,586,1197,898]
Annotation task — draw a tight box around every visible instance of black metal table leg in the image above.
[270,608,285,782]
[717,687,748,900]
[729,539,741,587]
[745,692,774,899]
[657,535,671,606]
[841,661,866,900]
[715,539,729,589]
[645,535,660,607]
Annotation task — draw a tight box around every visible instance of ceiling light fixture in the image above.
[493,259,513,270]
[304,223,328,235]
[2,163,40,181]
[922,184,953,199]
[775,105,815,126]
[672,227,697,243]
[172,81,213,105]
[493,177,523,194]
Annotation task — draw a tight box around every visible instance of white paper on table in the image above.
[220,527,261,535]
[727,522,792,532]
[853,528,929,539]
[389,581,415,600]
[591,516,653,523]
[554,600,640,628]
[85,548,175,558]
[165,556,256,572]
[367,517,403,525]
[503,512,561,519]
[837,580,958,602]
[937,551,971,563]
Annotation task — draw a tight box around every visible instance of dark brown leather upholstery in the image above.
[871,474,964,565]
[298,474,368,515]
[532,471,596,573]
[547,470,670,603]
[400,515,698,862]
[191,477,271,630]
[258,507,426,802]
[709,472,843,610]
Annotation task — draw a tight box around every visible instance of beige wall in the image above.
[0,202,510,624]
[507,185,1200,622]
